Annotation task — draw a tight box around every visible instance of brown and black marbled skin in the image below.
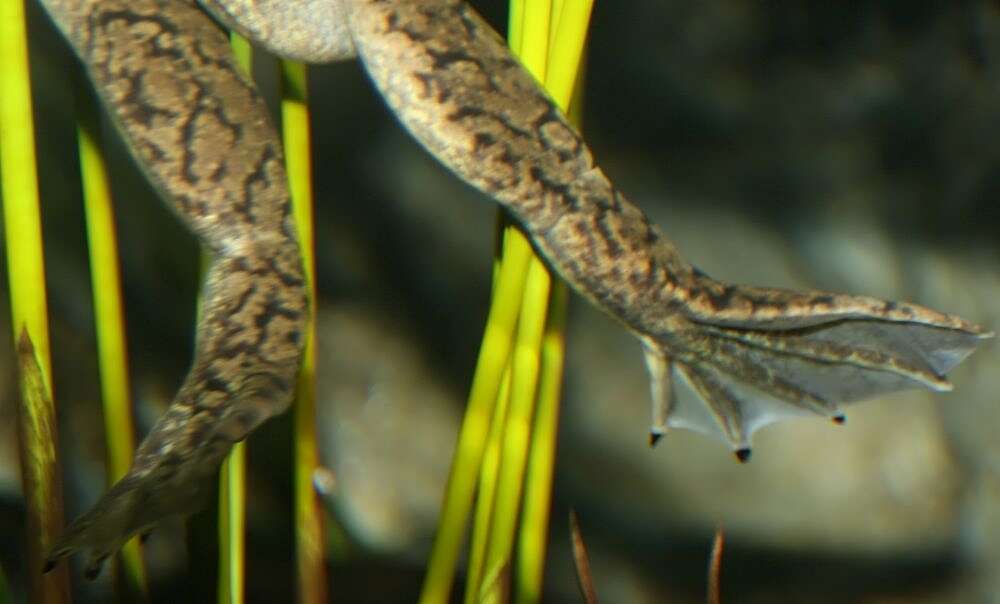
[343,1,982,333]
[39,0,306,578]
[38,0,989,578]
[336,0,988,445]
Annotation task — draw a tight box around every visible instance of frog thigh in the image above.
[199,0,356,63]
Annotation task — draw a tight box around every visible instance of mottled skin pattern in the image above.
[38,0,989,578]
[38,0,306,578]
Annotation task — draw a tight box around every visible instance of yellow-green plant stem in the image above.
[480,257,551,583]
[420,226,532,604]
[1,0,52,378]
[491,2,590,602]
[511,0,552,81]
[280,59,327,604]
[421,1,591,601]
[462,368,512,604]
[217,444,246,604]
[514,4,591,599]
[425,4,557,599]
[513,281,567,603]
[469,5,556,601]
[218,32,253,604]
[544,0,593,109]
[76,78,149,596]
[1,1,68,601]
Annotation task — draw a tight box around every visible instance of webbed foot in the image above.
[643,283,991,454]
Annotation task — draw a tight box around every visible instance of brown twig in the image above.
[16,329,69,603]
[707,524,725,604]
[569,509,599,604]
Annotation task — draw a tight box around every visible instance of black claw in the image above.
[42,558,57,574]
[735,448,751,463]
[84,555,108,581]
[649,431,663,447]
[833,414,846,425]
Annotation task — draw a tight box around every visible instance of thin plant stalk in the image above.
[421,1,592,601]
[512,0,552,81]
[489,2,590,601]
[1,0,52,377]
[544,0,593,109]
[463,368,512,604]
[707,526,724,604]
[419,221,532,603]
[456,3,554,598]
[217,443,246,604]
[507,0,525,56]
[513,280,568,602]
[514,3,592,598]
[14,333,67,604]
[474,4,556,598]
[1,0,69,601]
[217,32,252,604]
[480,258,551,580]
[76,78,148,596]
[568,510,599,604]
[419,227,532,604]
[280,59,327,604]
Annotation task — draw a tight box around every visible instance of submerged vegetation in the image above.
[3,1,997,602]
[2,0,595,601]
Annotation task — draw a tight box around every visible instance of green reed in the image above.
[420,2,593,602]
[1,0,68,601]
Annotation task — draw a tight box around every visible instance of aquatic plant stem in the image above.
[280,58,327,604]
[217,32,252,604]
[1,0,68,600]
[76,76,148,596]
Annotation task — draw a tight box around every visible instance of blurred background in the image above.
[2,0,999,601]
